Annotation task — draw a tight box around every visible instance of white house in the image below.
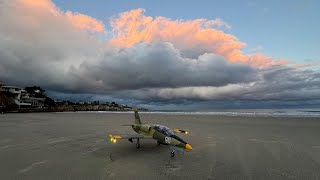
[1,84,45,108]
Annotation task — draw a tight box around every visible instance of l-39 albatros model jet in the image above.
[108,110,192,157]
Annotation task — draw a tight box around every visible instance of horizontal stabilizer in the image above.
[122,124,134,126]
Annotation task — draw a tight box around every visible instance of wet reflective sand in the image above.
[1,112,320,180]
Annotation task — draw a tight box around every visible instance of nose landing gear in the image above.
[170,150,175,157]
[136,138,140,148]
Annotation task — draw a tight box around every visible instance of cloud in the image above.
[0,0,102,89]
[0,1,319,109]
[109,9,244,60]
[14,0,105,33]
[65,11,105,33]
[204,18,231,29]
[78,43,257,90]
[109,9,286,67]
[0,1,255,92]
[106,66,320,107]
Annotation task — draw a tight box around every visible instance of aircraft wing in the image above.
[173,128,189,134]
[108,134,152,143]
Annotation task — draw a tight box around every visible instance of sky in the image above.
[52,0,320,63]
[0,0,319,110]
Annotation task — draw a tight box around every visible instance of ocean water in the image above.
[58,109,320,117]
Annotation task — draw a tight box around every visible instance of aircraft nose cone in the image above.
[185,143,193,150]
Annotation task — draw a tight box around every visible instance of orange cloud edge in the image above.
[21,1,299,68]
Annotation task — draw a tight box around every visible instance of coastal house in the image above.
[0,83,45,109]
[1,86,32,108]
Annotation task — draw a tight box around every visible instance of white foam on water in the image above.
[141,110,320,117]
[55,109,320,117]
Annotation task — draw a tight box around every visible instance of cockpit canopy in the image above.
[153,125,174,136]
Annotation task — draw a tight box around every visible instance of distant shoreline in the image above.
[3,107,148,114]
[5,109,136,113]
[3,108,320,118]
[17,109,319,118]
[4,109,147,114]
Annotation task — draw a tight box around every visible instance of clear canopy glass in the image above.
[153,125,174,136]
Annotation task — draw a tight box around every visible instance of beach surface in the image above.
[1,112,320,179]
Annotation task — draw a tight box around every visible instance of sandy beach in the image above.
[1,112,320,180]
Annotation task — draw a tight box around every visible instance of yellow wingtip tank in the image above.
[109,134,121,143]
[173,128,188,134]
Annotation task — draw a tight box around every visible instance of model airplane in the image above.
[108,110,192,157]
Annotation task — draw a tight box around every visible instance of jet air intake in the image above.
[140,125,151,133]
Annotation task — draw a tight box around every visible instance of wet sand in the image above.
[0,112,320,180]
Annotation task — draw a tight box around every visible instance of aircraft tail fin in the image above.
[134,109,142,124]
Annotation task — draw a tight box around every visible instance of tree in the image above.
[25,86,56,108]
[25,86,46,98]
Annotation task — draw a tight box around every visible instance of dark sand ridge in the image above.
[0,112,320,179]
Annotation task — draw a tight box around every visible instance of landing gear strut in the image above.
[136,138,140,148]
[171,150,175,157]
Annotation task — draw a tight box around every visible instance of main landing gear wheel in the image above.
[171,150,175,157]
[136,138,140,148]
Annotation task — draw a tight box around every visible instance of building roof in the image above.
[2,86,23,89]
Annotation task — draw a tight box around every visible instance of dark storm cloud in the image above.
[110,66,320,102]
[79,43,257,90]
